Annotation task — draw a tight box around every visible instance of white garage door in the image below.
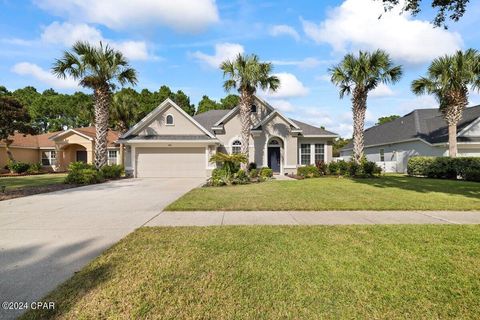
[136,147,206,178]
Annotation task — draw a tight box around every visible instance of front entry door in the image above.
[268,147,281,173]
[76,150,87,163]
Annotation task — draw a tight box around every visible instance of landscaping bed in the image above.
[167,175,480,211]
[20,225,480,319]
[0,183,77,201]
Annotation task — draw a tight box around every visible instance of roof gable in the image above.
[121,98,215,139]
[253,110,301,131]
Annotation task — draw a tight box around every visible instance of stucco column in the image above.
[119,144,125,167]
[54,145,64,172]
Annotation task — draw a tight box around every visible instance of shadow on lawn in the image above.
[351,175,480,200]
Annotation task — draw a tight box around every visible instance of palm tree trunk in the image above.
[448,123,457,157]
[352,91,367,164]
[93,86,111,169]
[239,91,252,170]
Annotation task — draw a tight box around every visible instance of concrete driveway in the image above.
[0,177,203,319]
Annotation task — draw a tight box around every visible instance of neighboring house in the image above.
[340,105,480,173]
[119,96,338,178]
[0,127,120,171]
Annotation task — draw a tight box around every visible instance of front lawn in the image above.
[166,175,480,211]
[21,225,480,319]
[0,173,67,190]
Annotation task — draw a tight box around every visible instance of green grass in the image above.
[0,174,67,190]
[166,175,480,211]
[21,225,480,319]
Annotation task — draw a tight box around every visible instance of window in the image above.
[300,144,310,165]
[231,140,242,154]
[315,144,325,163]
[108,150,118,165]
[166,114,174,125]
[269,139,280,146]
[250,104,257,113]
[380,148,385,162]
[41,150,56,166]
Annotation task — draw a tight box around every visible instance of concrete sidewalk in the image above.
[146,211,480,226]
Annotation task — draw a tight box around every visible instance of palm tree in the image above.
[111,89,139,167]
[52,41,137,168]
[220,54,280,168]
[411,49,480,157]
[329,50,402,163]
[209,152,248,176]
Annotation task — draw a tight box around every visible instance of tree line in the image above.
[0,84,239,134]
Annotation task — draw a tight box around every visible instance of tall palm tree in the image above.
[52,41,137,168]
[220,54,280,167]
[411,49,480,157]
[329,50,402,163]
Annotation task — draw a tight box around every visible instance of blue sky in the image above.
[1,0,480,137]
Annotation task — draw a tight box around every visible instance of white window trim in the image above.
[299,143,311,165]
[165,114,174,126]
[314,143,325,163]
[108,150,118,165]
[41,150,56,166]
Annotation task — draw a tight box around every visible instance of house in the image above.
[119,96,338,178]
[340,105,480,172]
[0,127,121,171]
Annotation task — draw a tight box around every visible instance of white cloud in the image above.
[265,73,309,98]
[192,43,244,68]
[370,83,395,98]
[315,74,331,82]
[398,95,438,113]
[269,25,300,41]
[35,0,219,33]
[41,22,150,60]
[271,57,322,68]
[301,0,463,64]
[12,62,79,89]
[269,99,295,112]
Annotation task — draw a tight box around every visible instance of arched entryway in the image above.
[58,144,88,170]
[267,137,283,174]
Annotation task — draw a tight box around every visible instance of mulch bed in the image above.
[0,184,79,201]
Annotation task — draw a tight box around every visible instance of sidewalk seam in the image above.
[416,212,459,224]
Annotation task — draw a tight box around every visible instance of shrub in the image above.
[426,157,457,179]
[259,167,273,179]
[337,160,349,176]
[407,156,480,182]
[64,161,104,185]
[65,168,104,184]
[347,161,360,177]
[248,162,257,171]
[361,160,382,177]
[249,168,259,179]
[100,164,124,179]
[68,161,95,171]
[209,168,230,187]
[27,163,42,174]
[297,165,320,178]
[7,161,30,173]
[315,160,327,175]
[327,161,339,175]
[464,168,480,182]
[233,169,249,184]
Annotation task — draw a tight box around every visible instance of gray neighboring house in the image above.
[119,95,338,178]
[340,105,480,173]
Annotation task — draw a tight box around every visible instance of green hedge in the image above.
[297,165,320,178]
[7,161,30,173]
[64,162,124,185]
[407,156,480,182]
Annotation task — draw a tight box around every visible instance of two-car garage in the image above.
[135,147,207,178]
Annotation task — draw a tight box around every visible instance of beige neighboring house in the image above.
[0,127,120,171]
[119,96,338,178]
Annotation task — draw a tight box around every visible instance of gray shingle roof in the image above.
[193,109,338,136]
[291,119,338,136]
[193,110,231,134]
[342,105,480,150]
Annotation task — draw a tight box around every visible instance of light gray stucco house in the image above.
[119,96,338,178]
[340,105,480,172]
